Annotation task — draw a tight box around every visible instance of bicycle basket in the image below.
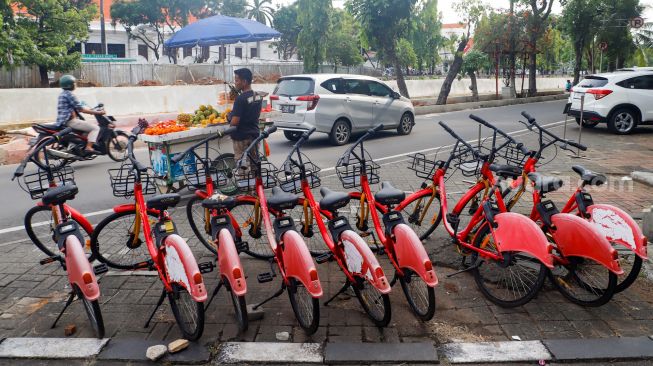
[276,154,321,194]
[494,141,528,168]
[450,143,490,178]
[408,153,442,179]
[233,152,277,193]
[336,149,380,189]
[22,166,75,200]
[108,163,156,197]
[182,156,233,191]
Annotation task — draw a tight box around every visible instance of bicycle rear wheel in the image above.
[398,268,436,321]
[186,196,217,255]
[230,200,274,259]
[107,131,129,162]
[25,205,93,259]
[74,285,105,339]
[549,255,617,307]
[287,278,320,334]
[352,277,391,327]
[472,225,547,307]
[228,287,248,332]
[400,189,442,241]
[168,283,205,341]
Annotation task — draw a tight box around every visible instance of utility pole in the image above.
[100,0,107,55]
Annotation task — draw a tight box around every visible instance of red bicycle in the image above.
[13,128,105,338]
[91,124,207,340]
[338,125,438,319]
[277,127,392,326]
[505,112,645,294]
[230,126,324,334]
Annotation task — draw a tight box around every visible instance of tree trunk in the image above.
[393,54,410,98]
[39,66,49,88]
[436,39,467,105]
[509,0,516,97]
[573,41,583,85]
[528,31,537,97]
[469,71,478,102]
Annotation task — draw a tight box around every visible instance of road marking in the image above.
[440,340,552,363]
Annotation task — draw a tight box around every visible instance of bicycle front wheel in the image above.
[472,225,547,307]
[614,245,642,293]
[229,287,248,332]
[107,131,129,162]
[230,200,274,259]
[91,209,157,270]
[401,189,442,241]
[168,283,205,341]
[186,196,217,255]
[398,268,436,321]
[25,205,93,259]
[74,285,105,339]
[549,256,617,307]
[352,277,391,327]
[287,278,320,334]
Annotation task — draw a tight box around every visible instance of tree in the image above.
[111,0,203,61]
[523,0,554,97]
[436,0,484,105]
[594,0,641,71]
[560,0,600,83]
[325,9,363,70]
[271,3,299,60]
[410,0,442,74]
[14,0,96,86]
[297,0,331,73]
[461,50,490,101]
[396,38,417,74]
[348,0,417,98]
[198,0,247,18]
[633,22,653,65]
[0,0,29,68]
[246,0,274,25]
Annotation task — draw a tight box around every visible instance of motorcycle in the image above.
[31,103,129,164]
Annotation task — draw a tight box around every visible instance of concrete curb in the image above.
[414,94,567,115]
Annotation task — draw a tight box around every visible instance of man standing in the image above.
[229,68,263,173]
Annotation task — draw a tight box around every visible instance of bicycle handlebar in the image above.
[12,128,74,180]
[469,114,530,155]
[170,126,237,164]
[438,121,484,160]
[340,124,384,166]
[520,111,587,151]
[283,127,317,174]
[126,135,147,172]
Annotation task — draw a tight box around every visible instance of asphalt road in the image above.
[0,99,568,237]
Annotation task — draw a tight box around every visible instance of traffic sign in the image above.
[599,42,608,51]
[630,17,644,29]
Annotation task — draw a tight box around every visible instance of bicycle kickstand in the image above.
[252,283,285,310]
[323,280,350,307]
[144,289,167,328]
[204,281,223,311]
[51,290,76,329]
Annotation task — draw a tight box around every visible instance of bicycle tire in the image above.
[302,208,337,257]
[25,205,93,260]
[228,287,248,332]
[398,268,436,321]
[168,283,205,341]
[351,277,392,327]
[107,131,129,162]
[549,255,617,307]
[91,209,158,270]
[471,224,547,307]
[73,285,105,339]
[287,278,320,334]
[186,196,217,255]
[614,246,643,293]
[230,199,275,259]
[400,189,442,241]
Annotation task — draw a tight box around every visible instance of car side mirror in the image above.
[392,92,401,99]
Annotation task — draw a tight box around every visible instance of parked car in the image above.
[270,74,415,145]
[566,71,653,134]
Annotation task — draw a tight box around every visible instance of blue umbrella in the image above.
[164,15,281,48]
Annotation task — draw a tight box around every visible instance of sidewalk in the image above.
[0,121,651,364]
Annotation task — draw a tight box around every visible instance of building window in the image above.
[250,47,258,58]
[107,44,126,58]
[69,43,82,55]
[183,47,193,58]
[85,43,102,55]
[235,47,242,58]
[138,44,149,60]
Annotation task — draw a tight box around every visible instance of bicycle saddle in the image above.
[147,193,181,211]
[374,181,405,206]
[267,187,298,211]
[527,172,564,194]
[202,194,237,210]
[572,165,606,186]
[489,164,522,179]
[42,184,78,206]
[319,187,350,212]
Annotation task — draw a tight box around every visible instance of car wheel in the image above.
[397,112,414,135]
[284,131,302,141]
[329,119,351,146]
[575,117,599,128]
[608,108,638,134]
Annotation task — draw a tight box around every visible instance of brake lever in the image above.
[518,120,533,131]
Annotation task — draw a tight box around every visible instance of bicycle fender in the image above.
[163,234,208,302]
[281,230,323,297]
[113,203,159,216]
[340,230,391,294]
[64,235,100,301]
[491,212,554,269]
[217,229,247,297]
[550,213,623,275]
[587,204,647,259]
[392,224,438,287]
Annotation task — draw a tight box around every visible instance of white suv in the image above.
[270,74,415,145]
[566,71,653,134]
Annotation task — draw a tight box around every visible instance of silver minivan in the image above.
[270,74,415,145]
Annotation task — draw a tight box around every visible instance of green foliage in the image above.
[297,0,331,73]
[0,0,29,67]
[271,3,300,60]
[199,0,247,18]
[246,0,274,25]
[325,9,363,68]
[410,0,442,71]
[461,50,489,75]
[396,38,417,68]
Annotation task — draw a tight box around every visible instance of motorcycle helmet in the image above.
[60,75,77,90]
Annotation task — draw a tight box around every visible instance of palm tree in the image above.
[633,22,653,65]
[246,0,274,59]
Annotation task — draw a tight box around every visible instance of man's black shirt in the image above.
[231,90,262,141]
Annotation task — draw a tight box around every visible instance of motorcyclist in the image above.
[56,75,105,154]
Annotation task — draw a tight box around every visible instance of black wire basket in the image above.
[22,166,75,200]
[336,149,380,189]
[232,155,278,193]
[494,142,528,169]
[450,143,491,178]
[182,156,233,191]
[407,153,443,179]
[277,155,321,194]
[108,164,156,198]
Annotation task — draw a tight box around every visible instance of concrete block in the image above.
[544,336,653,361]
[439,341,551,363]
[0,337,109,359]
[632,171,653,187]
[325,342,438,363]
[216,342,323,363]
[246,304,265,321]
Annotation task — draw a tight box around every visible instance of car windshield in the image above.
[577,77,608,88]
[274,78,314,97]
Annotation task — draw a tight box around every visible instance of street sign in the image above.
[599,42,608,51]
[630,17,644,29]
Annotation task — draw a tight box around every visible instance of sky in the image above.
[272,0,653,24]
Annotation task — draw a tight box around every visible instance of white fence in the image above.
[0,63,381,88]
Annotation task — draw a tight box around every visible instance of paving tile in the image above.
[324,342,437,363]
[97,338,210,363]
[544,336,653,361]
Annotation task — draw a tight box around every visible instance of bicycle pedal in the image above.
[198,261,215,274]
[235,241,249,253]
[39,256,60,265]
[315,252,333,264]
[93,263,109,275]
[257,272,275,283]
